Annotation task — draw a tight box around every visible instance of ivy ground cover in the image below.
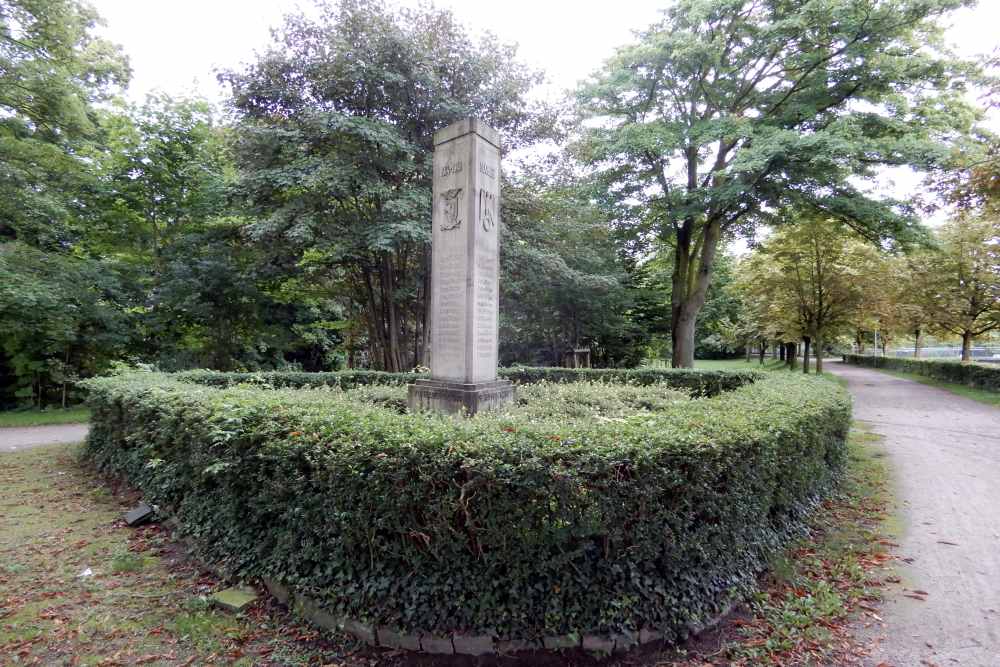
[82,368,850,646]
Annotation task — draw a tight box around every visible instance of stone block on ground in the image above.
[582,634,614,653]
[543,634,579,650]
[342,618,377,645]
[124,502,154,527]
[495,638,542,654]
[210,586,258,612]
[639,627,664,644]
[453,634,494,655]
[378,626,420,651]
[261,576,291,606]
[421,635,455,654]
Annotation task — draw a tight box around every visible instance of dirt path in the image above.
[828,361,1000,666]
[0,423,89,452]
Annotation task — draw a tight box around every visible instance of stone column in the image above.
[408,118,514,415]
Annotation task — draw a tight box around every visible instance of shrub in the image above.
[82,368,850,644]
[842,354,1000,392]
[506,380,690,419]
[177,366,757,397]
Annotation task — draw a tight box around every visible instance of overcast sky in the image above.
[92,0,999,106]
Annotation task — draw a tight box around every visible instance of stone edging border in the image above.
[159,518,735,657]
[260,576,736,656]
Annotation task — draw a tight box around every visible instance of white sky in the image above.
[91,0,999,106]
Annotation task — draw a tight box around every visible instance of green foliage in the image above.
[842,354,1000,393]
[575,0,979,366]
[0,0,129,246]
[178,365,759,398]
[83,369,850,641]
[222,0,552,372]
[0,243,131,406]
[507,381,689,419]
[499,168,643,366]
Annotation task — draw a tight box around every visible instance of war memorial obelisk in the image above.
[407,119,514,415]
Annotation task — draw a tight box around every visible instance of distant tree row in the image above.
[730,211,999,371]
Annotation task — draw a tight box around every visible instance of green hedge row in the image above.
[82,369,850,644]
[177,366,757,397]
[842,354,1000,392]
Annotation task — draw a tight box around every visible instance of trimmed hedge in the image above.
[177,366,757,397]
[83,368,850,645]
[842,354,1000,392]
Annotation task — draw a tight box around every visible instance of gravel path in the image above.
[828,361,1000,666]
[0,423,89,452]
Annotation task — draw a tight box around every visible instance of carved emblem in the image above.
[440,188,464,231]
[479,189,497,231]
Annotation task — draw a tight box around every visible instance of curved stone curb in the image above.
[261,576,736,656]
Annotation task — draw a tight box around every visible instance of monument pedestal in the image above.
[408,378,515,416]
[407,118,514,417]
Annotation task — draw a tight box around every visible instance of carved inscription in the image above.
[435,248,465,351]
[475,250,497,358]
[439,188,464,231]
[479,161,496,179]
[440,161,463,177]
[478,188,496,231]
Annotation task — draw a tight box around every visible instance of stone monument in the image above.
[408,118,515,415]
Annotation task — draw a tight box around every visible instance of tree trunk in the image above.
[802,336,811,374]
[779,343,785,362]
[961,331,973,362]
[671,315,697,368]
[759,340,767,365]
[913,327,921,359]
[380,255,403,373]
[815,333,824,373]
[670,219,721,368]
[785,342,796,370]
[745,342,752,363]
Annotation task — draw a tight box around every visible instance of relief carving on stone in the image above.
[440,188,464,231]
[478,188,496,231]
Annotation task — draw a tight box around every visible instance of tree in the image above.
[0,0,129,246]
[738,215,880,372]
[0,243,131,406]
[89,95,228,263]
[638,249,746,361]
[919,216,1000,361]
[576,0,977,367]
[499,168,641,367]
[222,0,551,371]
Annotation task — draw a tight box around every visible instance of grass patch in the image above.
[658,424,895,666]
[865,366,1000,408]
[0,406,90,427]
[0,443,378,665]
[695,357,847,385]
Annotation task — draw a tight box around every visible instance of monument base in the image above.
[408,378,515,416]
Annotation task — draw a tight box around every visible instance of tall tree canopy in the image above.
[0,0,129,246]
[576,0,978,367]
[222,0,553,371]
